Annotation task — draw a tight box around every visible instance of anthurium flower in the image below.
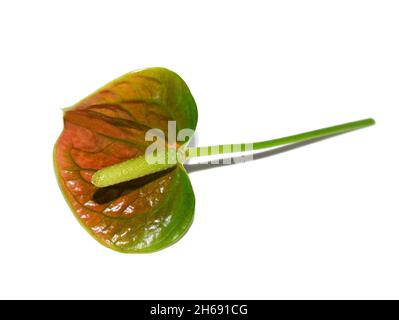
[54,67,375,253]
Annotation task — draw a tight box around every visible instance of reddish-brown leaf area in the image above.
[54,68,197,252]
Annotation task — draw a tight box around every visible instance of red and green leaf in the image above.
[54,68,197,253]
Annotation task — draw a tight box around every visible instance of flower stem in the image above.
[91,118,375,188]
[186,118,375,158]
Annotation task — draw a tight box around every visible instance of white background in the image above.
[0,1,398,299]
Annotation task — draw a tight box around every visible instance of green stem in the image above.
[187,118,375,158]
[91,118,375,188]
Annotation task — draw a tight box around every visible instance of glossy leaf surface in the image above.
[54,68,197,253]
